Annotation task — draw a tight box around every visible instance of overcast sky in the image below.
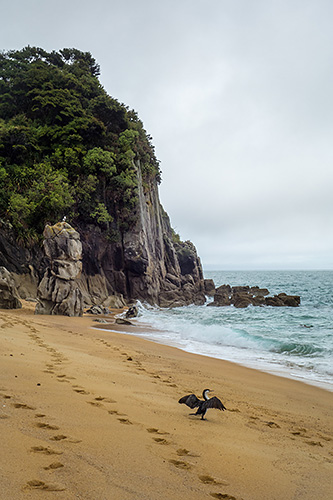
[1,0,332,270]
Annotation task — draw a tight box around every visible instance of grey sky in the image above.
[1,0,332,270]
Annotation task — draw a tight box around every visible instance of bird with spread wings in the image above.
[178,389,226,420]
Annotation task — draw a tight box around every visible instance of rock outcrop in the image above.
[208,283,300,308]
[0,162,205,309]
[35,222,84,316]
[204,279,216,297]
[76,161,206,308]
[0,266,22,309]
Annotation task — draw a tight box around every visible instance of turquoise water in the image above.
[134,271,333,391]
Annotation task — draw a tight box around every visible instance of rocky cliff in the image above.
[0,162,205,308]
[35,223,84,316]
[0,47,206,310]
[77,161,205,308]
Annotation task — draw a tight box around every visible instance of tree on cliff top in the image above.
[0,46,161,241]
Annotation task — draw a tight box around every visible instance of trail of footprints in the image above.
[0,390,81,492]
[0,319,82,492]
[91,339,242,499]
[246,410,332,454]
[2,318,331,497]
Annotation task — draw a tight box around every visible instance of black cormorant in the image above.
[178,389,226,420]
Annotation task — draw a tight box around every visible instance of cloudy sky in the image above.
[1,0,332,270]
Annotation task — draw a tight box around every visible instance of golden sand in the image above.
[0,302,332,499]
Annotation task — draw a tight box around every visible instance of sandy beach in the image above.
[0,302,332,500]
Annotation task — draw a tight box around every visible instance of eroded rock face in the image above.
[35,222,83,316]
[0,266,22,309]
[77,161,206,308]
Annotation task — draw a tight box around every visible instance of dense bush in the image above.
[0,46,161,240]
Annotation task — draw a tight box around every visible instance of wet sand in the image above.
[0,302,332,499]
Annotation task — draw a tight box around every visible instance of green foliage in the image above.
[83,147,116,177]
[0,46,162,236]
[6,162,74,231]
[90,202,113,226]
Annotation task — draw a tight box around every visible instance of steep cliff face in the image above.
[122,161,205,306]
[0,162,205,308]
[78,161,205,307]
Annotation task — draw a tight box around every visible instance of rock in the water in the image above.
[125,305,139,318]
[204,279,216,297]
[35,222,83,316]
[115,317,133,325]
[267,293,300,307]
[0,266,22,309]
[233,293,253,308]
[208,284,300,308]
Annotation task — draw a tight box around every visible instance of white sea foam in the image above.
[131,271,333,392]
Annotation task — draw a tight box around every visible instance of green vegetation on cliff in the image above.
[0,46,161,242]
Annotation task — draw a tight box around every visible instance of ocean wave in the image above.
[133,271,333,390]
[270,342,324,357]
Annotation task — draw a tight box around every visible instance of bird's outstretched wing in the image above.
[203,396,226,411]
[178,394,201,408]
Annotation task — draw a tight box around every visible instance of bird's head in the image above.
[202,389,211,400]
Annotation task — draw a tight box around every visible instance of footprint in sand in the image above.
[57,374,76,381]
[118,418,133,425]
[50,434,68,441]
[199,475,228,486]
[210,494,240,500]
[318,433,332,442]
[153,437,170,445]
[169,459,192,470]
[146,428,169,435]
[30,446,62,455]
[177,448,199,457]
[95,396,116,403]
[0,394,11,399]
[73,389,90,395]
[35,422,60,430]
[108,410,126,416]
[87,401,104,407]
[44,462,64,470]
[25,480,65,491]
[265,421,281,429]
[306,440,323,447]
[12,403,35,410]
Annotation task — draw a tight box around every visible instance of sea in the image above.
[130,270,333,392]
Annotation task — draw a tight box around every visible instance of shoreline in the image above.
[94,318,333,393]
[1,303,332,499]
